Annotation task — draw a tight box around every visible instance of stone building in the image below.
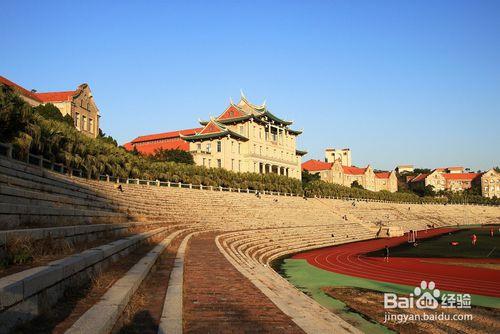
[395,165,414,174]
[325,148,351,166]
[481,169,500,198]
[302,158,398,192]
[0,76,100,138]
[124,94,307,179]
[408,167,500,197]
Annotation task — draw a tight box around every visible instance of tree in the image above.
[412,184,435,197]
[301,170,320,184]
[413,168,432,174]
[33,103,73,126]
[351,180,364,189]
[153,148,194,165]
[98,128,118,146]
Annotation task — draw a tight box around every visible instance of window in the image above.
[82,115,87,131]
[239,126,244,134]
[206,143,211,153]
[75,113,80,128]
[217,159,222,168]
[217,141,222,152]
[208,159,211,167]
[197,143,202,151]
[202,158,205,166]
[238,143,241,154]
[231,159,234,170]
[89,118,94,133]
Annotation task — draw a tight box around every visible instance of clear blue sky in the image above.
[1,1,499,171]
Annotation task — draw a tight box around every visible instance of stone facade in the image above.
[325,148,351,166]
[396,165,414,173]
[124,94,306,180]
[480,169,500,198]
[0,76,100,138]
[302,159,398,192]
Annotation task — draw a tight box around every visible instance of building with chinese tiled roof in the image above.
[0,75,100,138]
[302,149,397,192]
[124,93,307,179]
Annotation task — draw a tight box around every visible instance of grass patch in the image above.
[367,227,500,258]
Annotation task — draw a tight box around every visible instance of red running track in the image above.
[293,228,500,297]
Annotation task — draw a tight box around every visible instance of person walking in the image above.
[471,234,477,246]
[384,245,390,262]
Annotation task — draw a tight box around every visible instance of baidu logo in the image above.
[384,280,471,310]
[414,281,440,309]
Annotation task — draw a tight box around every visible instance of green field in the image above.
[367,227,500,258]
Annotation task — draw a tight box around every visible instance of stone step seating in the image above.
[65,228,189,334]
[72,179,350,230]
[215,228,370,334]
[0,158,128,229]
[0,225,186,332]
[219,223,374,270]
[322,198,498,231]
[0,182,117,212]
[0,157,112,204]
[0,220,185,246]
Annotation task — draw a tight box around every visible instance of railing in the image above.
[0,142,86,178]
[0,142,496,206]
[96,174,300,197]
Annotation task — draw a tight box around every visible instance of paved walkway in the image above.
[183,232,305,334]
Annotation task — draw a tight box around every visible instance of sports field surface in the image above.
[367,226,500,258]
[292,227,500,298]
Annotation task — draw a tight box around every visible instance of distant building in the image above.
[325,148,351,166]
[302,159,397,192]
[0,76,100,138]
[395,165,414,174]
[125,93,307,179]
[435,166,464,174]
[481,169,500,198]
[408,167,499,197]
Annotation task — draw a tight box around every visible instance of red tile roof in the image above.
[0,75,42,102]
[34,91,76,102]
[301,159,332,171]
[218,104,246,120]
[342,166,367,175]
[199,121,224,134]
[410,173,429,183]
[124,138,190,155]
[375,172,391,179]
[442,173,482,181]
[130,128,202,144]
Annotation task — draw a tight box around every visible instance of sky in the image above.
[1,0,499,171]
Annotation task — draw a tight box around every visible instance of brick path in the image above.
[183,232,305,334]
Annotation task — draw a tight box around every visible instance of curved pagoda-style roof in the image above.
[295,149,308,156]
[199,93,303,137]
[181,118,249,142]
